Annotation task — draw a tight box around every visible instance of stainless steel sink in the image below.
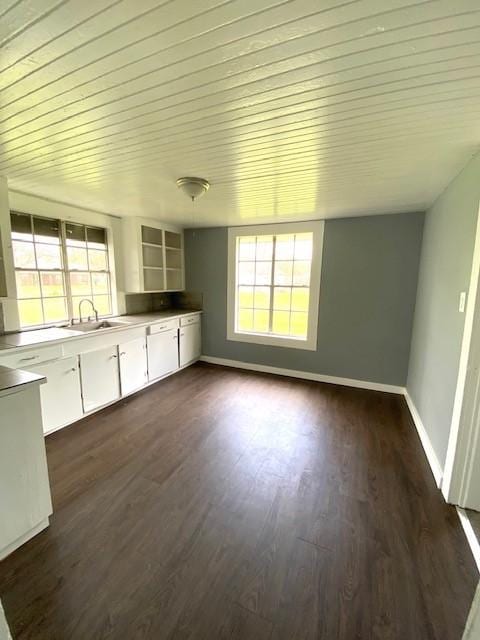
[68,320,130,333]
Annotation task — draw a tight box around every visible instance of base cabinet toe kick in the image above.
[0,313,202,436]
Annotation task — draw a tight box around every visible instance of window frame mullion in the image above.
[60,219,74,323]
[268,235,276,333]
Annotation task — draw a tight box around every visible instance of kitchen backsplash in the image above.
[124,291,203,315]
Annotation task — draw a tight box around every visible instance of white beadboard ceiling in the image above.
[1,0,480,227]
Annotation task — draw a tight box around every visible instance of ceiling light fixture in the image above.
[176,177,210,202]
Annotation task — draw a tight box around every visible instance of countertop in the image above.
[0,365,46,398]
[0,310,201,350]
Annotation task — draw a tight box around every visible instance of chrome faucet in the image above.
[78,298,99,323]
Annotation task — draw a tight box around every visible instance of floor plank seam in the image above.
[296,536,333,553]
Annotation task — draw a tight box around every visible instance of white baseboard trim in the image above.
[457,507,480,573]
[199,355,405,394]
[404,390,443,488]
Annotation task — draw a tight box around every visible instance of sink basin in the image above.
[68,320,130,333]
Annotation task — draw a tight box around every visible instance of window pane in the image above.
[43,297,68,322]
[67,246,88,270]
[12,241,35,268]
[66,223,86,246]
[290,312,308,337]
[238,237,256,261]
[72,296,90,317]
[16,271,40,298]
[293,261,311,286]
[238,286,253,308]
[274,261,293,286]
[255,261,271,285]
[35,243,62,269]
[238,261,255,285]
[93,295,111,316]
[254,286,270,309]
[255,236,273,261]
[253,310,269,333]
[291,288,309,312]
[273,287,291,310]
[70,272,91,296]
[40,272,64,297]
[272,310,290,335]
[92,272,109,294]
[33,217,60,244]
[238,309,253,331]
[18,299,43,326]
[87,226,106,248]
[294,233,313,260]
[275,234,295,260]
[88,249,108,271]
[11,212,32,240]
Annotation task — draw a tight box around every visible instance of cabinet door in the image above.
[179,322,201,367]
[29,356,83,434]
[119,337,148,396]
[80,346,120,413]
[147,329,178,381]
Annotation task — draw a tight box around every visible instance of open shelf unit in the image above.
[123,219,184,293]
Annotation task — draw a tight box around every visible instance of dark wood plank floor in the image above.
[0,363,477,640]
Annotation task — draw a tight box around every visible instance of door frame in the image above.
[443,203,480,506]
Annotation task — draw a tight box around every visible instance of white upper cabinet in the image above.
[122,218,184,293]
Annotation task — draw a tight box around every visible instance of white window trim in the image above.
[227,220,324,351]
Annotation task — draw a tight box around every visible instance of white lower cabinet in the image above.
[119,337,148,395]
[29,356,83,434]
[80,346,120,412]
[147,329,179,381]
[179,321,201,367]
[0,383,52,560]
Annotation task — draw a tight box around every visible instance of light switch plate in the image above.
[459,291,467,313]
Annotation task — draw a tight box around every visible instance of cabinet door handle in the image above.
[173,335,178,340]
[20,355,38,362]
[70,368,76,372]
[119,351,126,356]
[111,354,118,359]
[180,332,185,337]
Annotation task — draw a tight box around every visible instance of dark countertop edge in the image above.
[0,309,202,352]
[0,366,46,397]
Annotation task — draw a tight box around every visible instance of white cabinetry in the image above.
[147,329,179,381]
[80,346,120,412]
[29,356,83,434]
[119,336,148,395]
[0,382,52,560]
[123,218,184,293]
[179,316,201,367]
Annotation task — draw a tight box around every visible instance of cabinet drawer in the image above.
[0,344,63,369]
[148,318,179,334]
[180,314,200,327]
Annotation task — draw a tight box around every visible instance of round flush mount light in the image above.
[176,176,210,202]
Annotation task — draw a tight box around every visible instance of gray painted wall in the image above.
[407,152,480,469]
[185,212,424,386]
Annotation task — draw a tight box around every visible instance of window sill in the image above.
[227,329,317,351]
